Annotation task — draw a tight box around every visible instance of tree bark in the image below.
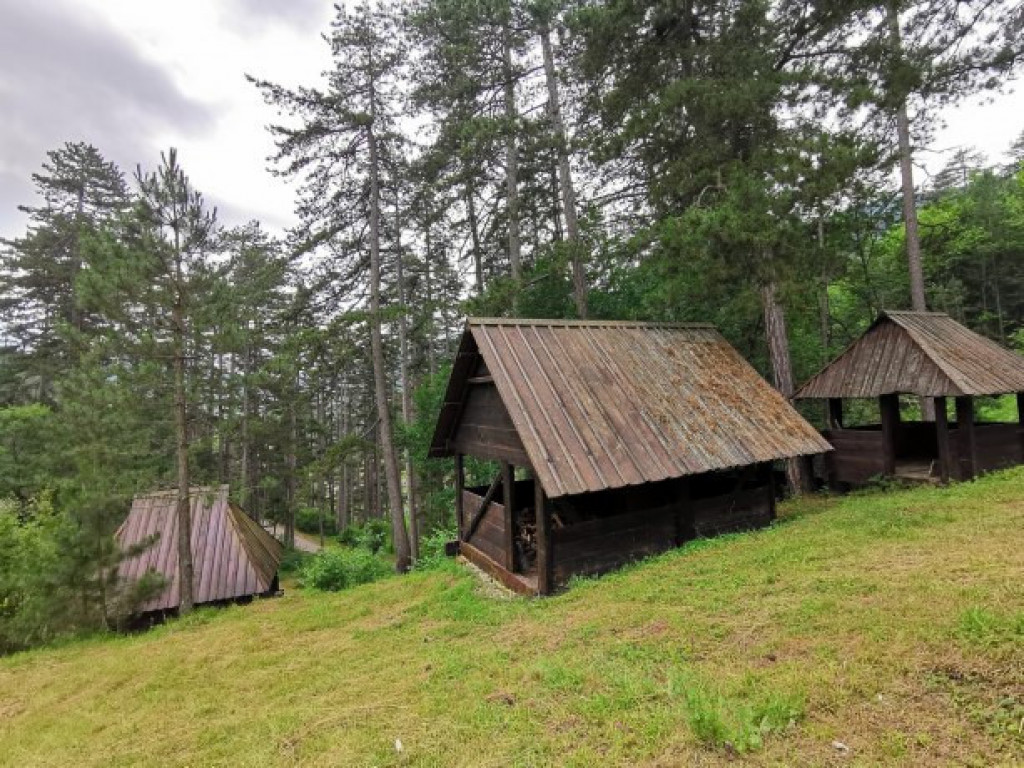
[761,276,811,495]
[539,19,587,318]
[501,23,522,288]
[367,95,412,571]
[464,179,485,294]
[172,289,194,615]
[394,193,419,561]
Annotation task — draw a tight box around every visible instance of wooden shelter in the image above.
[430,319,830,595]
[116,485,283,614]
[795,311,1024,486]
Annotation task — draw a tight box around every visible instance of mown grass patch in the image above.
[1,468,1022,766]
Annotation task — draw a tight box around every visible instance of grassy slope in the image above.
[1,472,1022,767]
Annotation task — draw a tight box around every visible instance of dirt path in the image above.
[269,524,324,553]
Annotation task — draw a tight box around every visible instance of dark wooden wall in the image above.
[823,428,886,485]
[450,381,529,465]
[461,487,507,566]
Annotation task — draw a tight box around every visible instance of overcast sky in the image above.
[1,0,1022,240]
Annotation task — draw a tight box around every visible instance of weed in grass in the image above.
[955,606,1024,648]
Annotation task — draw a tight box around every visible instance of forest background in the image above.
[1,0,1022,651]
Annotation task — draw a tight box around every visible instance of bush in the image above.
[414,525,458,571]
[338,519,390,553]
[299,548,391,592]
[295,507,338,538]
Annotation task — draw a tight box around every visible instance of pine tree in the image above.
[79,148,220,614]
[251,1,413,571]
[0,143,129,399]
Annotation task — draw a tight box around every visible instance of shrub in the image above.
[337,519,390,553]
[299,548,391,591]
[414,525,458,571]
[295,507,338,538]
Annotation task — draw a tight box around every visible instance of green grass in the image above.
[2,470,1023,766]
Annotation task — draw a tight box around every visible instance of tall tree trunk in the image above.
[761,275,810,495]
[464,178,485,294]
[501,24,522,289]
[889,4,934,421]
[367,111,412,571]
[172,289,194,615]
[539,19,587,318]
[394,195,420,561]
[424,223,437,377]
[285,396,296,549]
[888,6,926,312]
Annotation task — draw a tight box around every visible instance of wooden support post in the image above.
[934,397,951,484]
[1017,392,1024,461]
[674,477,693,546]
[879,393,900,476]
[956,396,977,481]
[454,453,465,538]
[533,472,552,596]
[501,461,515,572]
[827,398,844,430]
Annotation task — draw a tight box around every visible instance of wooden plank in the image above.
[1018,392,1024,461]
[460,541,535,596]
[934,397,950,484]
[455,454,464,538]
[534,473,552,596]
[467,375,493,384]
[674,478,692,545]
[879,394,900,476]
[956,396,977,480]
[502,462,515,572]
[464,471,503,541]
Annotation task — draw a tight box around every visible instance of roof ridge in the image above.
[467,317,716,329]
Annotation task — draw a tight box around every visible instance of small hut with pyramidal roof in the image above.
[795,311,1024,486]
[116,485,283,615]
[430,319,830,595]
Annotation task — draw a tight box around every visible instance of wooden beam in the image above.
[467,375,494,385]
[879,394,900,476]
[501,462,515,572]
[934,397,951,484]
[1017,392,1024,461]
[464,470,503,542]
[827,398,844,430]
[674,477,693,546]
[534,472,552,596]
[956,396,977,480]
[454,453,465,537]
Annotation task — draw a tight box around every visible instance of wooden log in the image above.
[465,470,503,541]
[502,461,515,572]
[879,394,900,475]
[455,453,465,537]
[827,398,844,430]
[934,397,950,484]
[534,472,552,596]
[955,396,977,481]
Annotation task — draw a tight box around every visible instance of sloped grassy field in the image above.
[1,471,1022,767]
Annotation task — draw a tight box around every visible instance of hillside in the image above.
[2,472,1022,767]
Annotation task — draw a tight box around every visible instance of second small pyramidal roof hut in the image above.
[430,319,830,595]
[795,311,1024,486]
[116,485,283,615]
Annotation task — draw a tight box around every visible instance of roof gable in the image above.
[116,486,283,612]
[796,311,1024,399]
[431,319,830,498]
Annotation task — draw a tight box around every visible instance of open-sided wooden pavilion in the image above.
[430,319,830,595]
[795,311,1024,486]
[116,485,283,615]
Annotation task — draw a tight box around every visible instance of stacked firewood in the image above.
[514,508,537,570]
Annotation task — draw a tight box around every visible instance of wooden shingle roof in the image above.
[431,319,830,498]
[115,485,282,613]
[796,311,1024,399]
